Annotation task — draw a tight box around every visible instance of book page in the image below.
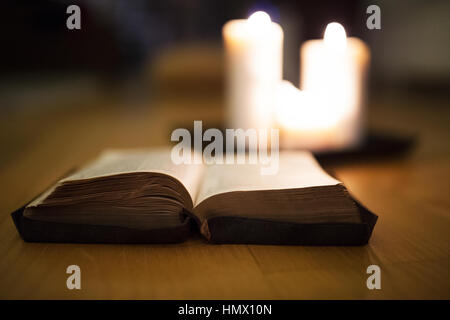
[194,151,340,206]
[30,148,204,206]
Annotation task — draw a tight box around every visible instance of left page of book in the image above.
[29,148,205,207]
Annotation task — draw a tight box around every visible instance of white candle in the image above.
[223,11,283,130]
[278,22,370,151]
[275,81,344,150]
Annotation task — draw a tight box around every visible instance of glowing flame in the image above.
[248,11,271,25]
[324,22,347,52]
[247,11,272,34]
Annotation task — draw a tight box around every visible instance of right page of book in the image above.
[194,151,340,206]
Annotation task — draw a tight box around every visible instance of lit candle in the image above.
[276,81,343,150]
[223,11,283,130]
[278,22,370,151]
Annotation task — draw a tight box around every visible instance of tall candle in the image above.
[281,22,370,151]
[223,11,283,130]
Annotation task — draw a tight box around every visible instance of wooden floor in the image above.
[0,82,449,299]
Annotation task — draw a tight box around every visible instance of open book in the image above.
[12,149,377,245]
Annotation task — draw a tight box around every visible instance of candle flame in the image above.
[248,11,272,29]
[324,22,347,52]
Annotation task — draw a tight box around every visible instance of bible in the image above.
[11,149,377,245]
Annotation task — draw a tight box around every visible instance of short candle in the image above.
[278,22,370,151]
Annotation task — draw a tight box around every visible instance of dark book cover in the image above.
[11,199,377,245]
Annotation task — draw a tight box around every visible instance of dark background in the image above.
[1,0,449,98]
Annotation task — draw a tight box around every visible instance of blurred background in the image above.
[0,0,449,177]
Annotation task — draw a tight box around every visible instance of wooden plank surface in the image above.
[0,85,449,299]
